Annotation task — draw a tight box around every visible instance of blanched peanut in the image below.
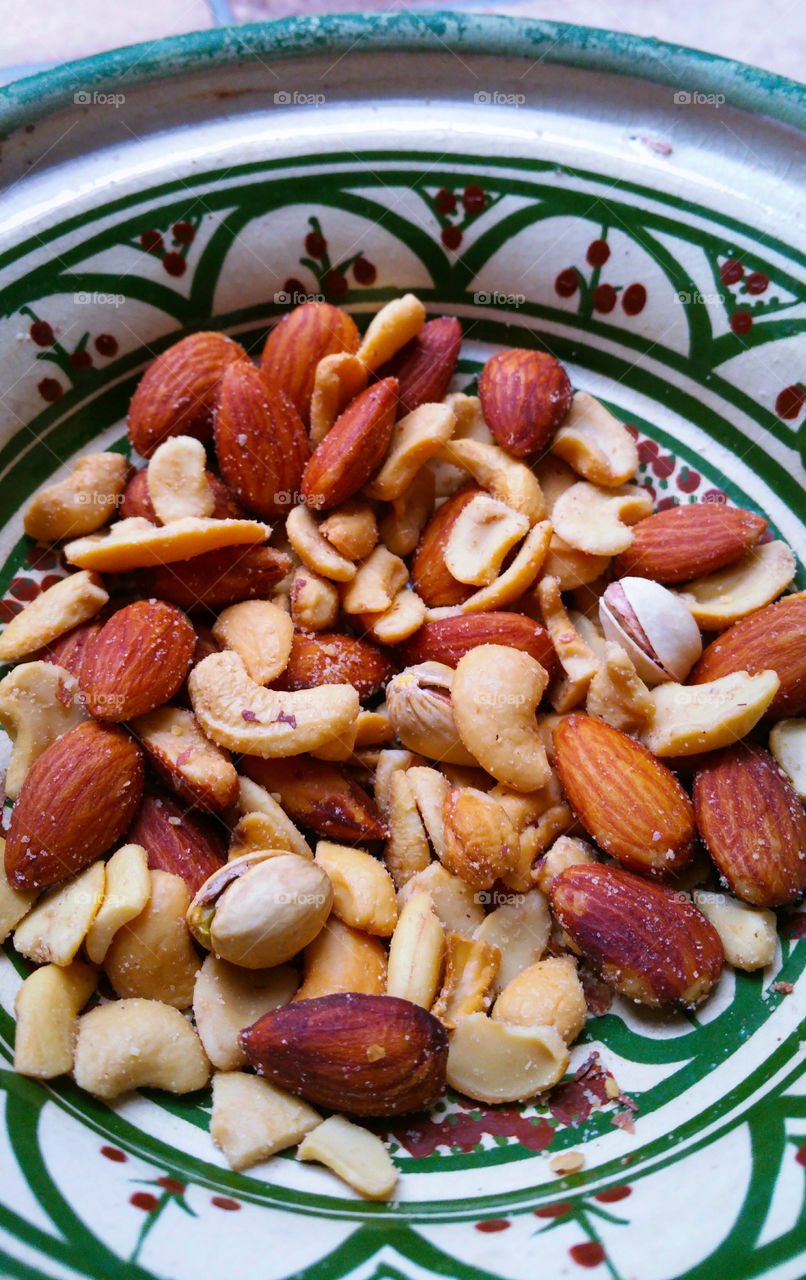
[290,567,340,631]
[444,494,529,587]
[386,892,445,1007]
[586,641,654,735]
[441,786,519,890]
[286,505,357,582]
[73,998,210,1099]
[193,954,298,1070]
[644,670,780,756]
[384,770,432,888]
[446,1013,569,1103]
[341,546,408,614]
[64,515,270,572]
[551,481,652,555]
[405,766,449,859]
[551,392,639,487]
[374,749,423,817]
[475,889,551,994]
[770,719,806,800]
[397,862,485,933]
[0,661,87,799]
[85,843,151,965]
[320,499,378,561]
[314,842,398,935]
[14,960,96,1078]
[104,870,200,1009]
[452,645,551,792]
[692,891,777,971]
[212,600,294,684]
[675,540,796,630]
[147,435,215,522]
[237,777,313,859]
[493,957,587,1043]
[309,353,368,447]
[534,835,596,895]
[366,403,456,501]
[379,467,435,556]
[14,862,105,966]
[211,1071,320,1171]
[24,452,130,542]
[359,588,427,645]
[356,293,425,370]
[0,571,108,663]
[537,575,600,713]
[432,932,501,1028]
[294,917,387,999]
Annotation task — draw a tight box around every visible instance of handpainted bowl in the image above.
[0,15,805,1280]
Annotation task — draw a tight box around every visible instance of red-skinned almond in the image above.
[5,721,144,890]
[301,377,398,510]
[613,502,767,584]
[377,316,462,417]
[243,756,387,842]
[273,632,396,700]
[479,348,572,457]
[131,545,291,611]
[398,611,556,675]
[260,301,360,422]
[34,619,102,679]
[79,600,195,720]
[690,591,806,718]
[127,787,227,897]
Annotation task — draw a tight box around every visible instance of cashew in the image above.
[551,392,639,487]
[492,957,587,1043]
[444,494,529,586]
[475,889,551,995]
[384,770,432,888]
[534,835,596,895]
[104,870,201,1009]
[430,393,494,497]
[585,641,654,735]
[551,481,652,555]
[73,998,210,1099]
[452,644,551,792]
[146,435,215,522]
[24,452,130,542]
[297,1114,399,1200]
[340,546,408,614]
[309,352,368,446]
[290,567,340,631]
[491,774,573,891]
[14,862,105,966]
[432,932,501,1028]
[85,843,151,965]
[188,650,359,756]
[533,455,579,515]
[64,515,271,572]
[539,533,611,590]
[314,842,398,935]
[320,499,378,561]
[366,402,456,501]
[445,1013,569,1103]
[356,293,426,370]
[193,954,298,1070]
[294,917,388,999]
[211,1071,320,1170]
[386,662,477,766]
[692,891,777,971]
[674,541,797,630]
[769,719,806,800]
[374,748,424,818]
[236,777,314,859]
[14,960,96,1078]
[405,765,449,859]
[0,841,37,943]
[0,570,108,662]
[379,467,435,557]
[397,862,485,934]
[286,505,357,582]
[537,575,600,712]
[436,437,545,524]
[643,669,780,756]
[131,706,239,812]
[386,891,445,1007]
[359,588,427,645]
[0,661,87,799]
[441,786,519,890]
[427,519,551,617]
[212,600,294,684]
[354,708,394,747]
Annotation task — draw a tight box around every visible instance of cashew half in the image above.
[436,438,545,524]
[24,453,130,542]
[0,570,108,662]
[674,541,796,630]
[212,600,294,685]
[147,435,215,522]
[444,494,529,587]
[286,505,357,582]
[452,644,552,792]
[14,960,96,1078]
[445,1013,569,1103]
[0,661,88,799]
[356,293,426,370]
[551,392,639,487]
[643,669,780,756]
[310,353,368,447]
[73,998,211,1099]
[366,402,456,501]
[552,481,652,555]
[194,954,298,1070]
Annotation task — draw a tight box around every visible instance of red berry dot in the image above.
[622,283,647,315]
[140,230,163,255]
[211,1196,241,1211]
[38,378,62,403]
[95,333,119,357]
[570,1242,606,1268]
[157,1176,186,1194]
[475,1219,510,1232]
[463,184,486,214]
[746,271,769,295]
[172,221,195,244]
[39,574,65,592]
[324,270,348,298]
[435,187,457,215]
[163,252,186,277]
[638,439,659,462]
[305,231,327,259]
[776,384,805,420]
[0,601,22,621]
[652,453,675,479]
[730,310,752,336]
[677,466,700,493]
[353,256,377,285]
[586,239,610,267]
[441,225,463,251]
[69,350,92,371]
[282,277,306,300]
[30,320,54,347]
[10,578,39,602]
[534,1202,572,1218]
[130,1192,159,1212]
[593,283,617,313]
[595,1185,632,1203]
[554,268,578,298]
[795,1144,806,1167]
[720,258,744,285]
[100,1146,127,1162]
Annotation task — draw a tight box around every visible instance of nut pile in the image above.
[2,293,805,1201]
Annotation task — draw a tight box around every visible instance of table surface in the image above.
[0,0,803,88]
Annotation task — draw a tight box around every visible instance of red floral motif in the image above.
[720,258,744,285]
[555,268,579,298]
[731,310,752,335]
[587,239,610,267]
[475,1219,511,1232]
[294,216,377,301]
[130,1192,159,1212]
[570,1242,606,1267]
[425,181,498,256]
[441,225,463,251]
[136,217,198,275]
[593,284,617,314]
[23,304,119,404]
[622,283,647,316]
[100,1145,127,1162]
[746,271,769,295]
[776,384,805,420]
[535,1202,573,1219]
[211,1196,241,1211]
[676,466,701,493]
[595,1185,632,1203]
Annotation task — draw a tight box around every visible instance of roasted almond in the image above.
[127,787,226,897]
[398,611,556,675]
[690,591,806,718]
[131,706,239,812]
[613,502,767,584]
[554,714,696,876]
[478,348,572,457]
[240,992,448,1116]
[5,721,143,890]
[377,316,462,417]
[120,466,243,523]
[274,632,396,700]
[260,300,360,422]
[693,743,806,906]
[411,484,482,607]
[301,377,398,510]
[35,619,102,679]
[131,545,291,611]
[128,331,248,458]
[214,361,310,520]
[551,863,724,1007]
[79,600,195,720]
[243,756,387,842]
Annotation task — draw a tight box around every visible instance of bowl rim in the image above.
[1,10,805,139]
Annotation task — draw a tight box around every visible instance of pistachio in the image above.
[599,577,702,685]
[386,662,478,766]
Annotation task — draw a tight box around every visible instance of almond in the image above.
[693,744,806,906]
[240,992,448,1116]
[260,301,360,422]
[690,590,806,717]
[35,619,102,679]
[243,756,387,842]
[550,863,723,1007]
[478,349,572,457]
[120,466,243,523]
[131,545,291,611]
[127,787,226,897]
[128,332,248,458]
[274,632,396,700]
[131,706,239,812]
[79,600,195,720]
[214,361,310,520]
[411,484,482,607]
[301,377,398,510]
[398,611,556,674]
[5,721,143,890]
[377,316,462,417]
[554,713,696,876]
[613,502,767,583]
